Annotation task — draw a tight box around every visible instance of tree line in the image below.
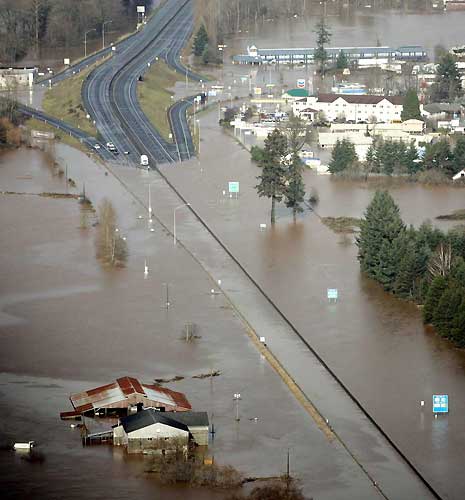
[0,0,150,63]
[329,135,465,179]
[357,191,465,346]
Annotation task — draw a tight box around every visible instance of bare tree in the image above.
[428,242,452,279]
[95,198,128,267]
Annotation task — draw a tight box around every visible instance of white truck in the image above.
[140,154,149,167]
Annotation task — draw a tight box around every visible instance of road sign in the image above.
[228,181,240,194]
[297,78,306,88]
[327,288,338,300]
[254,87,262,95]
[433,395,449,413]
[137,6,146,13]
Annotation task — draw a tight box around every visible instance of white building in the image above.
[293,93,404,123]
[0,67,37,88]
[453,169,465,181]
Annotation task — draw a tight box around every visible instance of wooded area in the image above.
[0,0,151,63]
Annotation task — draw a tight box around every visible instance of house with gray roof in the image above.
[113,409,209,453]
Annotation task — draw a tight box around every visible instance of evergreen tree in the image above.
[405,142,420,175]
[255,129,288,225]
[401,89,422,121]
[430,53,462,101]
[314,18,331,74]
[328,138,357,174]
[452,135,465,175]
[193,24,209,57]
[285,153,306,221]
[423,275,448,324]
[451,298,465,346]
[432,286,464,338]
[357,191,405,281]
[422,139,454,176]
[336,50,348,70]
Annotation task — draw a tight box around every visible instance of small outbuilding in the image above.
[453,169,465,180]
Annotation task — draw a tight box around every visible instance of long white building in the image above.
[293,93,404,123]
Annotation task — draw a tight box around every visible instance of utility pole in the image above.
[102,20,112,50]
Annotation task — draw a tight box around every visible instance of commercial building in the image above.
[113,409,209,453]
[233,45,427,65]
[60,376,192,419]
[293,94,404,123]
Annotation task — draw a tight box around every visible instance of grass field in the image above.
[25,118,86,151]
[136,60,183,141]
[42,63,103,137]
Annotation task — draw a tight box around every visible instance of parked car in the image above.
[93,143,101,150]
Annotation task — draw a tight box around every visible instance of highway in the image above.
[17,0,443,496]
[82,0,201,166]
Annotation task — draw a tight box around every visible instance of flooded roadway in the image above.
[159,106,465,499]
[1,147,390,499]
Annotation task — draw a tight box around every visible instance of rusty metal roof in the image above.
[69,376,191,413]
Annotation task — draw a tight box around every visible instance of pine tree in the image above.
[432,286,464,338]
[423,275,448,324]
[193,25,209,57]
[256,129,288,225]
[357,191,405,281]
[401,89,422,121]
[314,18,331,75]
[452,135,465,175]
[336,50,348,70]
[285,153,306,221]
[328,139,357,174]
[430,53,462,101]
[422,139,454,176]
[451,298,465,346]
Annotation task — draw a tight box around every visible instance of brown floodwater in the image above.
[0,146,390,500]
[160,105,465,499]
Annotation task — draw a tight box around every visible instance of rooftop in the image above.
[121,409,190,434]
[317,93,404,105]
[284,88,310,98]
[69,376,192,413]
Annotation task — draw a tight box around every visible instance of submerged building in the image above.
[60,376,192,419]
[233,45,427,65]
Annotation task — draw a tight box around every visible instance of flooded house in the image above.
[113,409,209,454]
[60,376,192,419]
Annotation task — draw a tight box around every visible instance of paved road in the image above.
[13,101,119,163]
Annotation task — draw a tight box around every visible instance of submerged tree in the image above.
[328,138,358,174]
[314,18,331,74]
[95,198,128,267]
[255,128,287,224]
[357,191,405,287]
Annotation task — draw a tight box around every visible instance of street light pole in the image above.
[173,203,190,245]
[196,119,200,158]
[84,29,96,58]
[102,20,112,50]
[233,393,241,421]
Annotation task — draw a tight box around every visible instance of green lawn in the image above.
[136,60,183,141]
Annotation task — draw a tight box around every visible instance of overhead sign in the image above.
[297,78,306,88]
[137,6,146,13]
[64,58,70,65]
[433,395,449,414]
[327,288,338,300]
[254,87,262,95]
[228,181,240,194]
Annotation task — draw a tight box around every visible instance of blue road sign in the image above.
[229,181,240,194]
[433,395,449,413]
[327,288,338,300]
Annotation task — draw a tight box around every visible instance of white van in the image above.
[140,154,149,167]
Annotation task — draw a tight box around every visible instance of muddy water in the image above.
[162,107,465,499]
[232,10,465,54]
[0,147,387,499]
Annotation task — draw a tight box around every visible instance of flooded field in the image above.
[161,106,465,499]
[0,146,386,499]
